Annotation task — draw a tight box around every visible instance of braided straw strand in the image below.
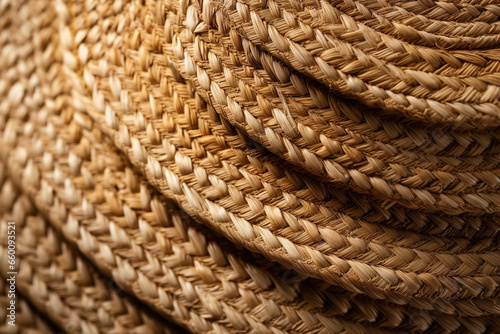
[298,0,500,47]
[66,0,500,237]
[1,0,499,325]
[2,98,500,332]
[51,0,500,306]
[53,0,500,306]
[97,0,500,248]
[224,0,500,128]
[149,0,500,215]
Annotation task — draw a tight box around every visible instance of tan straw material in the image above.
[0,195,184,334]
[159,5,500,215]
[2,103,499,332]
[1,0,500,332]
[62,0,500,304]
[224,0,500,129]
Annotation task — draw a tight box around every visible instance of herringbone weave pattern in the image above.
[0,0,499,332]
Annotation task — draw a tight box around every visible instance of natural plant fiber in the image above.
[160,3,500,215]
[0,190,184,334]
[62,0,500,304]
[224,0,500,129]
[1,0,499,332]
[2,127,499,332]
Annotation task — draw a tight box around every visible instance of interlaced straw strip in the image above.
[169,0,500,168]
[88,0,500,256]
[1,134,435,333]
[167,6,500,176]
[2,57,458,331]
[224,0,500,128]
[71,0,500,260]
[60,0,500,308]
[318,0,500,46]
[1,0,500,331]
[2,102,500,332]
[278,0,500,48]
[0,145,405,333]
[235,0,500,107]
[154,0,500,215]
[167,22,500,179]
[103,7,500,244]
[0,2,183,332]
[0,189,182,334]
[4,14,499,323]
[150,0,500,162]
[3,3,475,328]
[161,0,500,165]
[105,0,500,257]
[3,0,500,323]
[325,0,500,47]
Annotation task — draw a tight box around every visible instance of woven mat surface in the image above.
[0,0,499,333]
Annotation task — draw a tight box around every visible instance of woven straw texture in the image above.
[1,0,499,332]
[0,189,185,334]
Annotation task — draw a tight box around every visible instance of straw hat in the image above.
[1,0,499,332]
